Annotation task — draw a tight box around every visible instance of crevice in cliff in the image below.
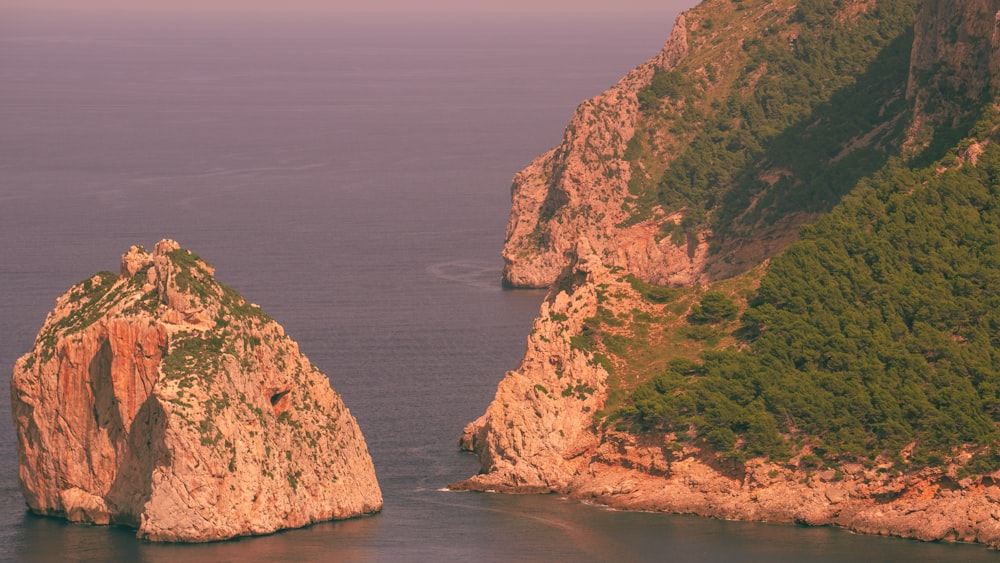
[538,180,570,226]
[270,388,292,416]
[105,394,169,529]
[89,338,126,463]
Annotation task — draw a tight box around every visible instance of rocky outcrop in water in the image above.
[459,239,613,492]
[10,239,382,542]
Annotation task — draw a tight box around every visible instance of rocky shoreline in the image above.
[455,240,1000,549]
[455,441,1000,547]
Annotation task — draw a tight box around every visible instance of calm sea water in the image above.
[0,8,994,562]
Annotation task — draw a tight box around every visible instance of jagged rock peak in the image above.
[10,240,382,542]
[500,11,700,289]
[658,13,689,70]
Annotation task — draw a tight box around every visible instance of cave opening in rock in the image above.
[270,390,290,407]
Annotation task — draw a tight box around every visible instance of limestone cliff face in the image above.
[502,14,701,289]
[906,0,1000,152]
[457,240,614,492]
[11,239,382,542]
[501,3,822,289]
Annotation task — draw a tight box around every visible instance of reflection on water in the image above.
[11,492,998,563]
[426,261,504,292]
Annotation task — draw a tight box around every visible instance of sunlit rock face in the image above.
[11,239,382,542]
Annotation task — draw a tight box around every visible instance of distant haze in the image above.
[3,0,697,13]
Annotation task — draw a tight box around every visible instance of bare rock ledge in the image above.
[10,239,382,542]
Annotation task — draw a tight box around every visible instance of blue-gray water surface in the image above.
[0,8,995,562]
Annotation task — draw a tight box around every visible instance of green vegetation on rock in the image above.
[626,0,919,238]
[614,108,1000,472]
[588,0,1000,474]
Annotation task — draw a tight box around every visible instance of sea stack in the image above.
[10,239,382,542]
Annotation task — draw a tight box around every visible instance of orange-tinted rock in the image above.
[458,245,1000,548]
[11,239,382,542]
[500,13,720,290]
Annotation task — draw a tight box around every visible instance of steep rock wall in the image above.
[458,240,615,491]
[11,239,382,542]
[502,15,703,289]
[906,0,1000,151]
[466,0,1000,550]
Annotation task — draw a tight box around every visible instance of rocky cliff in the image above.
[502,0,1000,289]
[11,239,382,542]
[501,14,702,289]
[905,0,1000,153]
[462,0,1000,550]
[459,239,616,492]
[459,243,1000,546]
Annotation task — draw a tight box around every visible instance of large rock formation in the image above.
[459,239,614,492]
[502,0,1000,290]
[463,0,1000,551]
[501,14,703,289]
[10,239,382,542]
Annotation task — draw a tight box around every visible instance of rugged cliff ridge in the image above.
[463,0,1000,550]
[502,14,698,288]
[11,239,382,542]
[459,239,615,491]
[503,0,1000,288]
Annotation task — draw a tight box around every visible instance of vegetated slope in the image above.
[629,0,916,238]
[616,132,1000,472]
[502,0,924,287]
[608,0,1000,474]
[462,0,1000,546]
[507,0,1000,476]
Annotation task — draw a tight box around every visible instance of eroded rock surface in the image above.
[11,239,382,542]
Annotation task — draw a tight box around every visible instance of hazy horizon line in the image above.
[4,6,680,14]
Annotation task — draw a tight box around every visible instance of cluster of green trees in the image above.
[617,134,1000,470]
[633,0,918,236]
[610,0,1000,472]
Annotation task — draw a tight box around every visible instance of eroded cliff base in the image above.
[456,432,1000,547]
